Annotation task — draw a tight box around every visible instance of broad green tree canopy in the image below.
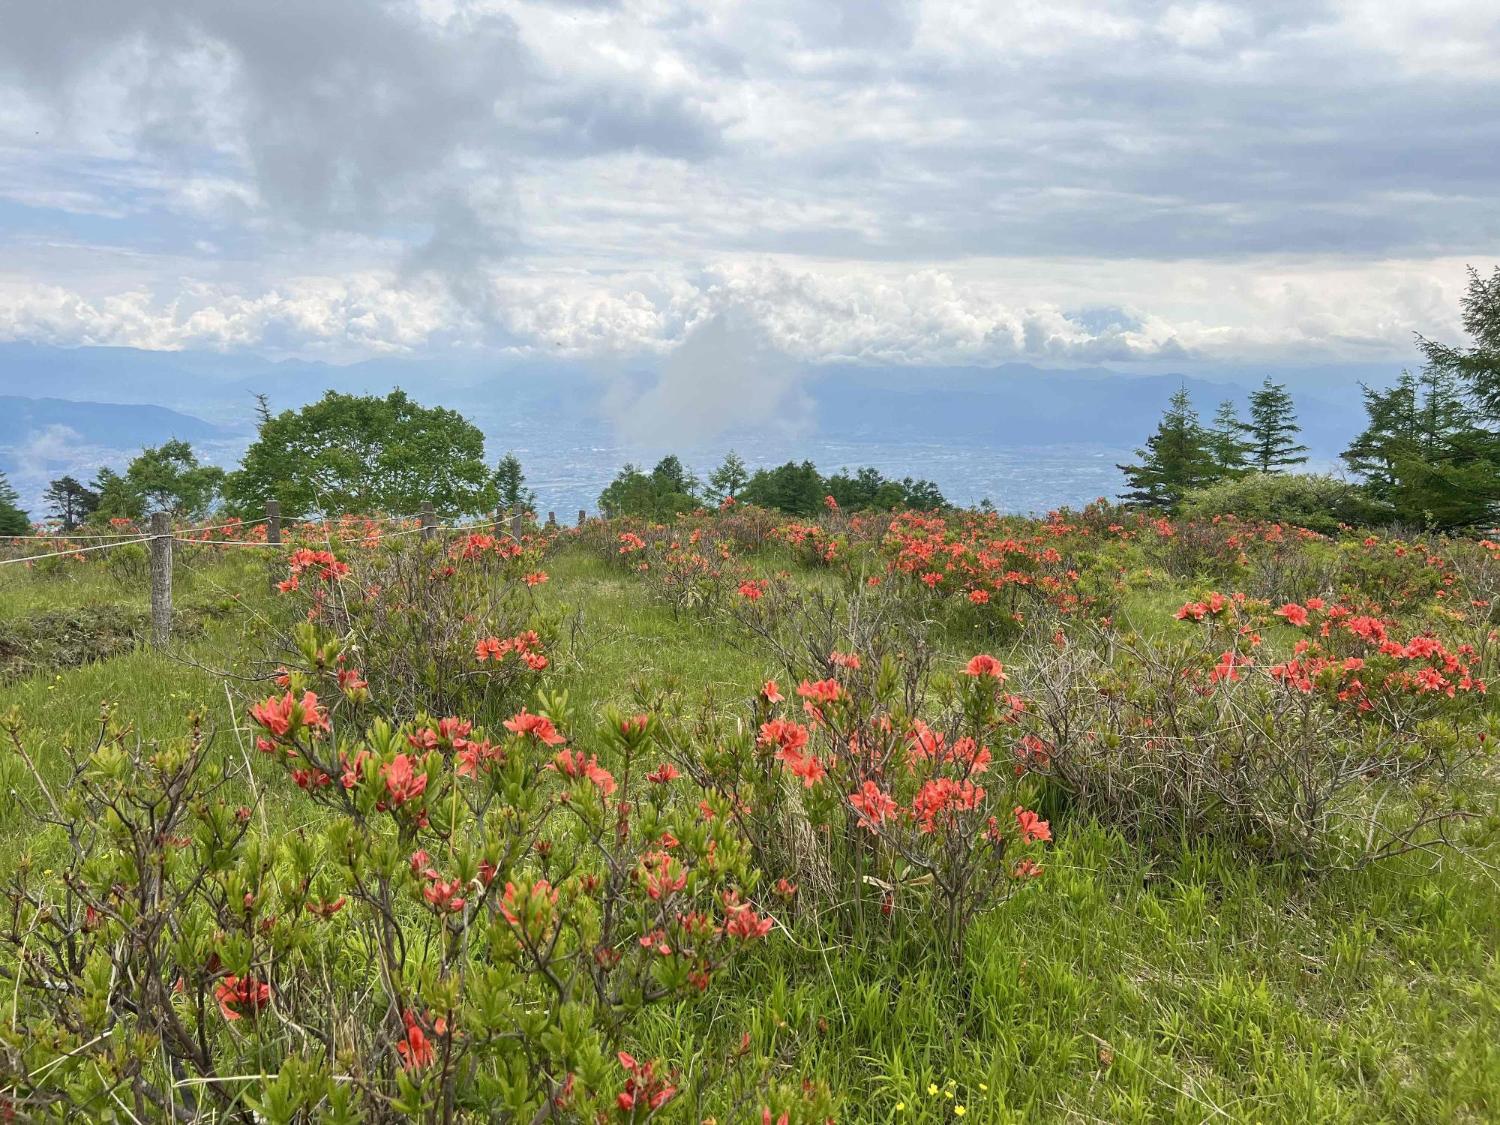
[224,390,497,519]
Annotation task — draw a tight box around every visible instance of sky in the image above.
[0,0,1497,373]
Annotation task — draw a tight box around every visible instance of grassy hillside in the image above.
[1,507,1496,1123]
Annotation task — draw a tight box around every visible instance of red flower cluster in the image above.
[277,548,350,593]
[409,850,466,913]
[758,718,825,787]
[848,780,898,831]
[503,709,567,745]
[911,778,985,833]
[396,1009,446,1071]
[550,749,617,795]
[880,511,1088,619]
[450,532,524,561]
[724,900,774,940]
[214,974,271,1022]
[250,690,330,746]
[475,629,549,671]
[614,1052,678,1115]
[381,754,428,806]
[963,653,1006,680]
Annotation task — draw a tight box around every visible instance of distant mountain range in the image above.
[0,342,1394,518]
[0,396,224,450]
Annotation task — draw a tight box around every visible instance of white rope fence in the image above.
[0,536,158,566]
[2,503,565,642]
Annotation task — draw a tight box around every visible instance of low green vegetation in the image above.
[1,500,1496,1122]
[0,266,1496,1123]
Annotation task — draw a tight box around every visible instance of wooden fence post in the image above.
[510,511,523,540]
[577,509,586,527]
[546,511,557,529]
[421,503,437,541]
[494,507,505,535]
[265,500,282,592]
[149,511,172,646]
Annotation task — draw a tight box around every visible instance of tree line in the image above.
[0,384,949,533]
[596,453,946,519]
[1118,265,1500,530]
[1,390,540,532]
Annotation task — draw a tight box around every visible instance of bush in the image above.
[268,532,557,722]
[1015,591,1496,865]
[0,684,813,1121]
[0,606,161,682]
[672,583,1054,954]
[1181,472,1393,533]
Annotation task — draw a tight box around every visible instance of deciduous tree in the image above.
[223,390,496,518]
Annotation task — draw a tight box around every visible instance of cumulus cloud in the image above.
[0,254,1474,367]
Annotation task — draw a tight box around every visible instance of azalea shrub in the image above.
[0,676,807,1122]
[869,510,1112,643]
[1015,591,1498,864]
[658,584,1053,954]
[630,527,741,620]
[268,531,558,721]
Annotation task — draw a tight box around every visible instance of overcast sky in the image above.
[0,0,1496,370]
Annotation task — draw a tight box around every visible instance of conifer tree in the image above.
[0,470,29,535]
[1419,265,1500,419]
[1343,367,1500,528]
[493,452,536,513]
[1206,399,1254,477]
[1117,388,1218,511]
[1245,378,1308,472]
[42,475,99,530]
[706,451,749,503]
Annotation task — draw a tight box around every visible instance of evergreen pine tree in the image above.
[1418,265,1500,420]
[1206,399,1254,477]
[493,453,536,513]
[0,470,30,535]
[1117,388,1218,511]
[1245,378,1308,472]
[43,475,99,530]
[706,451,749,503]
[1342,367,1500,528]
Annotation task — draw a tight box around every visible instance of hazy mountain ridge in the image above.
[0,396,225,448]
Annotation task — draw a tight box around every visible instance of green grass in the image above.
[2,539,1497,1122]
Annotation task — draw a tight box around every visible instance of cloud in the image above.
[0,253,1473,367]
[1,424,96,516]
[0,0,1495,370]
[606,311,812,446]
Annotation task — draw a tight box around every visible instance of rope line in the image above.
[2,531,155,541]
[3,515,532,565]
[4,516,269,542]
[0,536,158,566]
[171,538,279,548]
